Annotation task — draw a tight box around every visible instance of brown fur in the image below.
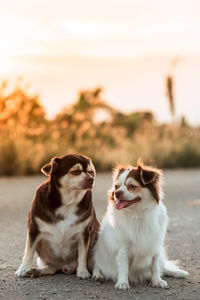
[16,154,99,278]
[36,239,78,268]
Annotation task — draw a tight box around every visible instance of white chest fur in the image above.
[35,205,89,258]
[112,204,166,254]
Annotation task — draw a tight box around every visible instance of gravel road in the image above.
[0,170,200,300]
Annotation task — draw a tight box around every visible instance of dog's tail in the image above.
[163,260,188,278]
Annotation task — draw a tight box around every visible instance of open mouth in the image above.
[115,197,141,210]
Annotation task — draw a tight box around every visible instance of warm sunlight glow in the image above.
[0,58,13,76]
[61,19,106,39]
[0,0,200,124]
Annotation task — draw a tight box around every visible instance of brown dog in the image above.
[15,154,99,278]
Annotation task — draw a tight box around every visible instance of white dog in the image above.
[93,161,188,290]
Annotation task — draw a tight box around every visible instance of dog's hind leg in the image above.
[21,257,57,277]
[15,233,40,277]
[22,265,57,277]
[163,260,188,278]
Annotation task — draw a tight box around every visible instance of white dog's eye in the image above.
[71,170,82,175]
[115,185,120,190]
[128,184,137,189]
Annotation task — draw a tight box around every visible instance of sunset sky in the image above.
[1,0,200,124]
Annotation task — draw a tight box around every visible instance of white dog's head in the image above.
[109,160,163,211]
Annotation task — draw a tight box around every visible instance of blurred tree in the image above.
[53,87,116,151]
[180,115,188,127]
[165,75,175,123]
[0,79,46,139]
[1,79,200,174]
[73,87,115,120]
[0,79,48,175]
[165,57,181,123]
[112,111,154,136]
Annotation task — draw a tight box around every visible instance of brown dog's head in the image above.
[110,160,162,210]
[41,154,96,191]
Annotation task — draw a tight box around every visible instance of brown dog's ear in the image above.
[41,157,59,176]
[137,160,160,185]
[41,163,51,176]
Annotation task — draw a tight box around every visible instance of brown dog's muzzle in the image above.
[83,175,94,189]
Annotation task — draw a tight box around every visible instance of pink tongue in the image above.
[116,200,129,210]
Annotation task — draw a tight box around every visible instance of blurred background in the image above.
[1,0,200,175]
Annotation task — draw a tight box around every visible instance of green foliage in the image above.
[0,80,200,175]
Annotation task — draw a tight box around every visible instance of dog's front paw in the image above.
[152,278,168,288]
[115,281,130,290]
[92,272,105,282]
[15,267,30,277]
[22,268,41,278]
[76,269,91,279]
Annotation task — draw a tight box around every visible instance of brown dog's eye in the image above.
[128,184,136,189]
[71,170,82,175]
[88,171,95,177]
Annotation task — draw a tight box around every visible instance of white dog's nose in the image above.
[115,190,124,198]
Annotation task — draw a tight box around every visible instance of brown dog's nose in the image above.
[87,177,94,184]
[115,190,123,198]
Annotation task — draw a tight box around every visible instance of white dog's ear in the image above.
[140,168,159,185]
[41,157,59,176]
[112,164,132,182]
[112,166,125,181]
[137,159,160,185]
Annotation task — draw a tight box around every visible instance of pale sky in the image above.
[0,0,200,124]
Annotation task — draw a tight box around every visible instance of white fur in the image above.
[93,171,188,289]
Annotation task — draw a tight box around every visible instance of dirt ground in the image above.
[0,170,200,300]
